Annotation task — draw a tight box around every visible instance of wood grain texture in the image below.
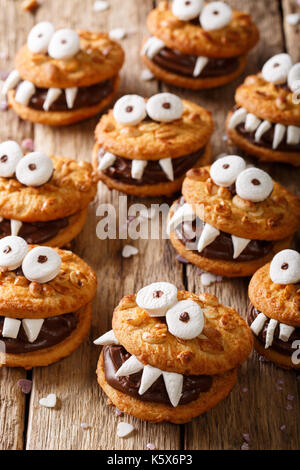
[282,0,300,61]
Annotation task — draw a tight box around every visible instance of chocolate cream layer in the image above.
[104,344,212,406]
[0,313,78,354]
[247,304,299,356]
[174,197,273,262]
[0,217,68,244]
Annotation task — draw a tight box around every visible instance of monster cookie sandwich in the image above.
[0,140,97,247]
[1,22,124,126]
[93,92,213,197]
[94,282,252,423]
[226,54,300,166]
[167,155,300,277]
[0,237,97,368]
[141,1,259,90]
[248,250,300,370]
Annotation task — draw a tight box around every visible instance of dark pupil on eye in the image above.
[222,164,230,169]
[28,163,37,171]
[61,39,67,44]
[38,33,43,38]
[38,255,48,264]
[0,155,8,163]
[3,245,11,254]
[213,10,219,15]
[179,311,190,322]
[185,1,191,4]
[251,178,261,185]
[162,102,171,109]
[126,106,133,113]
[273,63,280,68]
[281,263,289,270]
[153,290,163,298]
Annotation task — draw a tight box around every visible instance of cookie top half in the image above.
[147,1,259,58]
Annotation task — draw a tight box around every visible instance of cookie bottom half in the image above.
[97,351,237,424]
[253,337,300,370]
[44,209,89,247]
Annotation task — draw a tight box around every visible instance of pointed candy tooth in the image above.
[245,113,261,132]
[197,223,220,253]
[167,203,195,235]
[163,371,183,407]
[250,312,267,335]
[136,282,178,317]
[2,317,21,339]
[193,56,209,77]
[272,123,286,149]
[141,37,165,59]
[287,125,300,145]
[265,319,278,349]
[231,235,251,259]
[228,107,247,129]
[279,323,295,342]
[115,355,144,377]
[10,219,22,237]
[22,318,44,343]
[15,81,35,106]
[255,120,272,142]
[131,160,147,180]
[43,88,62,111]
[65,87,78,109]
[138,365,162,395]
[159,158,174,181]
[1,70,21,97]
[117,422,134,438]
[98,152,116,171]
[93,329,119,345]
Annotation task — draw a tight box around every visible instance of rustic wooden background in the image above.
[0,0,299,450]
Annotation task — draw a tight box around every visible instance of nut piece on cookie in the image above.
[2,22,124,126]
[0,238,97,369]
[167,155,300,277]
[94,283,252,423]
[0,140,97,247]
[141,1,259,90]
[248,249,300,370]
[92,92,213,197]
[226,53,300,166]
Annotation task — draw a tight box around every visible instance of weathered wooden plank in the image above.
[282,0,300,62]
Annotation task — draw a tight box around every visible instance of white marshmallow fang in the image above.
[193,57,209,77]
[265,319,278,349]
[163,371,183,407]
[250,312,267,335]
[142,37,165,59]
[279,323,295,342]
[228,107,247,129]
[93,329,120,345]
[272,123,286,149]
[255,120,272,142]
[287,126,300,145]
[22,318,44,343]
[15,81,35,106]
[10,220,23,237]
[138,365,162,395]
[2,317,21,339]
[245,113,261,132]
[131,160,147,180]
[167,203,195,235]
[1,70,21,97]
[231,235,251,259]
[98,152,116,171]
[159,158,174,181]
[115,355,144,377]
[43,88,62,111]
[65,87,78,109]
[197,223,220,253]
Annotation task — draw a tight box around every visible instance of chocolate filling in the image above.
[174,197,273,262]
[98,147,204,185]
[152,47,240,78]
[0,313,78,354]
[247,303,300,356]
[104,344,212,406]
[0,217,69,244]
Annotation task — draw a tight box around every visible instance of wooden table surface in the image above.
[0,0,299,451]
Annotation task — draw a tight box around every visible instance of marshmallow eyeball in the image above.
[200,1,233,31]
[262,53,293,85]
[146,93,183,122]
[172,0,204,21]
[210,155,246,187]
[0,141,23,178]
[48,28,80,59]
[269,249,300,285]
[136,282,178,317]
[288,63,300,92]
[22,247,62,284]
[0,236,28,271]
[16,152,54,187]
[27,21,55,54]
[166,299,204,340]
[113,95,147,126]
[235,168,273,202]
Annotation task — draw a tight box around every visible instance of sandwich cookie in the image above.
[167,155,300,277]
[2,22,124,126]
[93,92,213,197]
[248,249,300,369]
[0,237,97,368]
[226,54,300,166]
[0,140,97,247]
[141,1,259,90]
[95,283,253,423]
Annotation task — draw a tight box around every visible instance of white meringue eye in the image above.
[166,299,204,340]
[0,141,23,178]
[27,21,55,54]
[146,93,183,123]
[288,63,300,92]
[0,236,28,271]
[235,168,273,203]
[22,246,61,284]
[48,29,80,59]
[210,155,246,187]
[270,249,300,285]
[262,53,293,85]
[172,0,204,21]
[16,152,53,187]
[136,282,178,317]
[113,95,146,126]
[200,1,233,31]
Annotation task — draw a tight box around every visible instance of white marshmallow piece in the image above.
[146,93,183,123]
[287,126,300,145]
[228,107,247,129]
[0,236,28,271]
[138,365,162,395]
[200,272,219,287]
[15,81,35,106]
[10,220,23,237]
[193,56,209,77]
[172,0,204,21]
[113,95,146,126]
[141,37,165,59]
[121,244,139,258]
[98,151,116,171]
[197,223,220,253]
[269,249,300,285]
[16,152,53,187]
[159,158,174,181]
[235,168,273,202]
[250,312,267,336]
[262,53,293,85]
[22,318,44,343]
[200,1,233,31]
[265,319,278,349]
[167,203,195,235]
[1,70,21,97]
[109,28,126,40]
[115,355,144,377]
[65,87,78,109]
[22,246,62,284]
[288,63,300,92]
[163,371,183,407]
[245,113,261,132]
[136,281,178,317]
[166,299,204,340]
[0,140,23,177]
[2,317,21,339]
[273,123,286,149]
[27,22,55,54]
[93,1,109,12]
[231,235,251,259]
[48,29,80,60]
[43,88,62,111]
[117,422,134,438]
[39,393,56,408]
[286,13,300,26]
[210,155,246,187]
[255,120,272,142]
[279,323,295,342]
[93,329,120,346]
[131,160,147,180]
